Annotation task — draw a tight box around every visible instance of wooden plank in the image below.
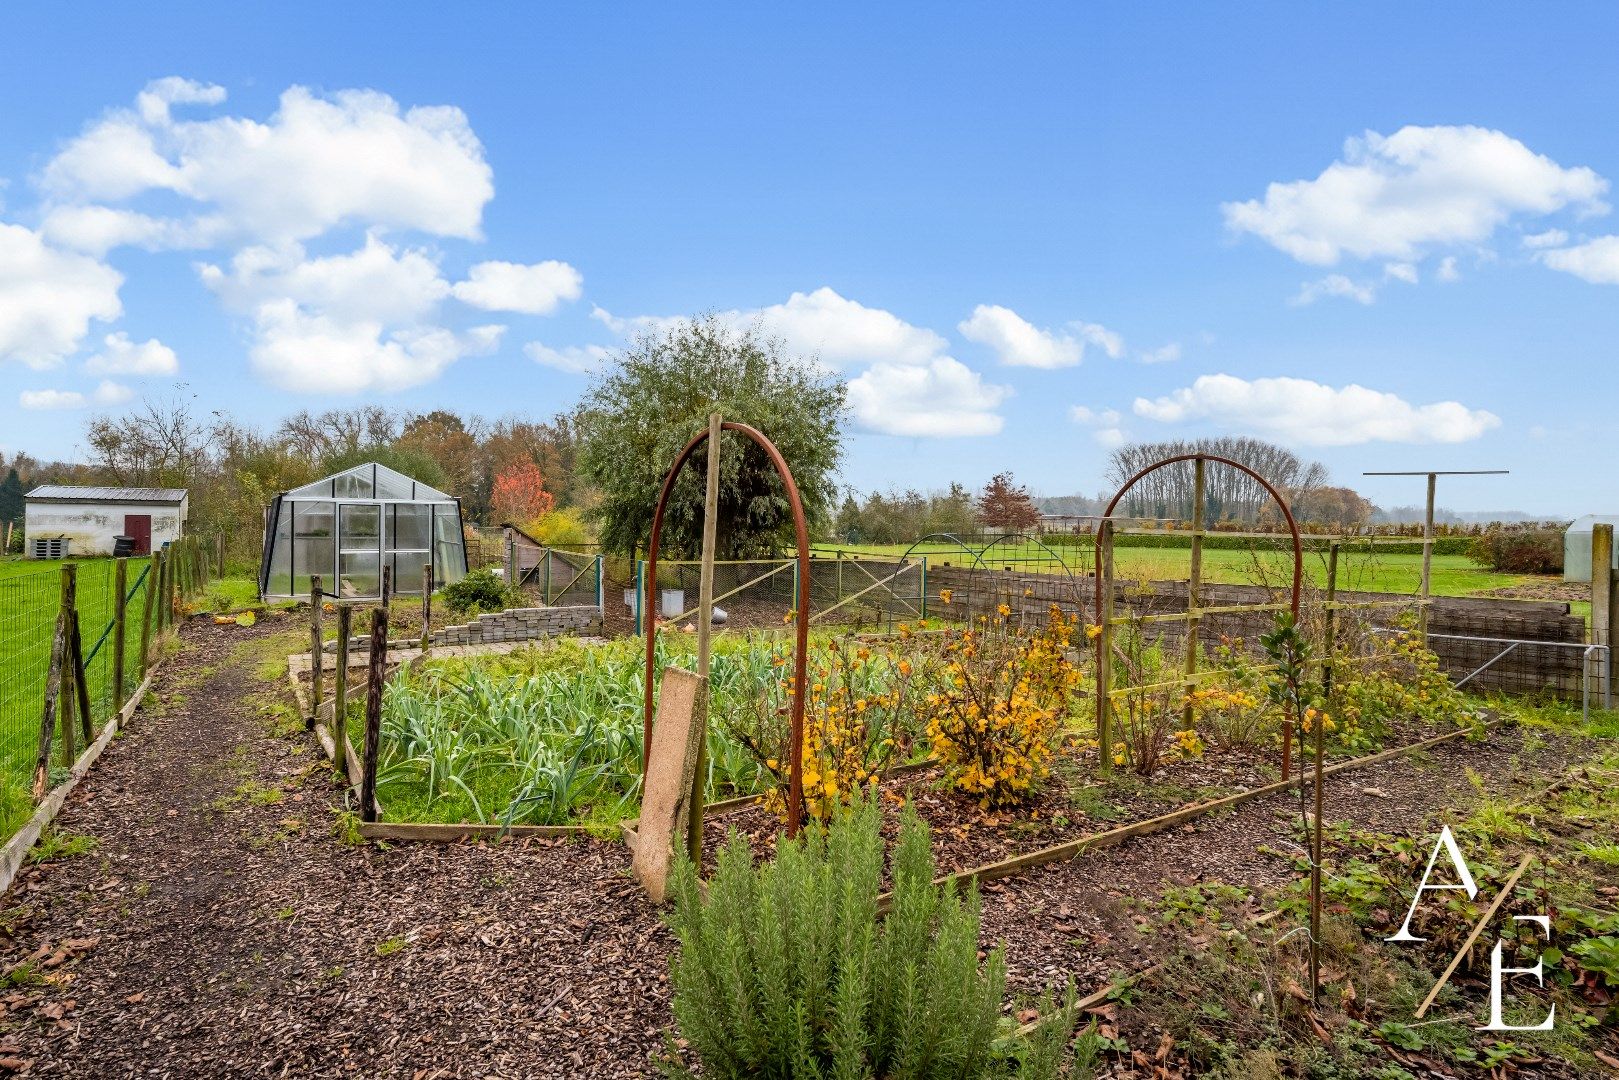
[631,667,707,903]
[357,821,592,841]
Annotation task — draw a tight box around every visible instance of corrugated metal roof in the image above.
[25,485,188,504]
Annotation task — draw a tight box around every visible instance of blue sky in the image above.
[2,3,1616,514]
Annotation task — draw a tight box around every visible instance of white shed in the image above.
[23,485,188,558]
[1563,514,1619,582]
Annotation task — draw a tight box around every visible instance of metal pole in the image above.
[1420,472,1436,644]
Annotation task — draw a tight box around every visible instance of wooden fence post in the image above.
[360,607,387,822]
[334,604,351,782]
[420,562,432,653]
[140,552,157,671]
[1322,541,1340,701]
[1180,456,1206,730]
[689,411,722,861]
[1593,523,1614,703]
[1096,519,1115,776]
[308,575,323,729]
[113,558,128,716]
[381,564,392,615]
[154,550,167,635]
[33,611,68,799]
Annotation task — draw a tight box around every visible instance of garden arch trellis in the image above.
[1093,453,1303,770]
[898,531,1083,623]
[642,420,811,837]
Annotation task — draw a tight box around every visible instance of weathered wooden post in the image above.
[1593,523,1614,704]
[420,562,433,653]
[505,532,516,590]
[307,575,323,729]
[360,607,387,823]
[113,558,128,716]
[1322,540,1340,701]
[154,549,167,635]
[334,604,351,781]
[32,611,68,799]
[689,412,722,860]
[1095,518,1115,775]
[139,552,157,671]
[1180,456,1206,730]
[381,563,392,614]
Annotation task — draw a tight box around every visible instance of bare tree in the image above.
[84,392,219,488]
[1104,436,1328,524]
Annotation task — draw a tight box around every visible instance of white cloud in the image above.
[451,260,583,315]
[847,357,1010,437]
[1436,255,1461,282]
[39,205,225,255]
[0,222,123,367]
[1522,228,1569,249]
[1541,235,1619,284]
[593,288,947,369]
[1383,261,1419,284]
[1136,342,1181,365]
[248,300,503,393]
[1290,274,1377,306]
[525,341,613,375]
[1223,125,1608,265]
[19,379,133,410]
[958,304,1128,368]
[1133,373,1500,446]
[199,234,450,324]
[1069,405,1126,447]
[42,80,494,244]
[85,331,178,375]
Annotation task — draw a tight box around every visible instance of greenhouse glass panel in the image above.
[259,462,466,600]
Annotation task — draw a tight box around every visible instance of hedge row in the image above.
[1039,531,1473,557]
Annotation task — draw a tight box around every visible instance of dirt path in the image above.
[0,618,671,1078]
[0,618,1594,1076]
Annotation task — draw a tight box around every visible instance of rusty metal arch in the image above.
[642,420,810,837]
[1097,452,1303,622]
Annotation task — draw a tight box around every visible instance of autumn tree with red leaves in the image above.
[490,460,555,524]
[977,471,1041,530]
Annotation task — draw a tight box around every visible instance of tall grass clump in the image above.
[662,799,1083,1079]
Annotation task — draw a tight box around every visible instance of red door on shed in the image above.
[124,514,151,556]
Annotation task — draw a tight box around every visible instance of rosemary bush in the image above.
[662,799,1082,1079]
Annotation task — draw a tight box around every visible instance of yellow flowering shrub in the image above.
[923,607,1080,808]
[1332,619,1469,745]
[750,636,925,824]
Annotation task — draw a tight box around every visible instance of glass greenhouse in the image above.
[259,462,468,601]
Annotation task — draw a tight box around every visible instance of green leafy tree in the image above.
[575,316,846,559]
[0,469,23,527]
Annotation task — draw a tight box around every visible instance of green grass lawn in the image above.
[0,557,157,806]
[814,542,1531,598]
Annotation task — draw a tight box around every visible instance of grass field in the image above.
[815,542,1531,598]
[0,557,156,828]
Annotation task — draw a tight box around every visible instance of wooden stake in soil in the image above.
[1095,519,1115,774]
[333,604,351,782]
[1181,456,1206,730]
[1593,524,1614,704]
[360,607,387,823]
[689,410,722,862]
[139,552,157,672]
[420,562,432,654]
[57,567,78,767]
[32,612,68,799]
[307,575,323,729]
[112,558,128,717]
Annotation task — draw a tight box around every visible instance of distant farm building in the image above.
[23,485,188,559]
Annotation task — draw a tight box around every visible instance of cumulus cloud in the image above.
[525,341,613,375]
[593,287,947,370]
[847,358,1011,437]
[248,302,504,393]
[1223,125,1608,265]
[1132,374,1500,446]
[1136,342,1181,365]
[1290,274,1377,306]
[1522,228,1569,249]
[19,379,133,410]
[41,80,494,245]
[199,234,450,324]
[451,260,583,315]
[958,304,1126,368]
[1069,405,1127,447]
[1541,236,1619,284]
[0,222,123,367]
[85,331,178,375]
[1384,262,1419,284]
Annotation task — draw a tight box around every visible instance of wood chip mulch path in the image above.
[0,618,672,1079]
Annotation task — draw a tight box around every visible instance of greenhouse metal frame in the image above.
[258,462,468,601]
